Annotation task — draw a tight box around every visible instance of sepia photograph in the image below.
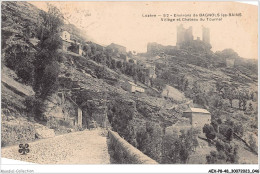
[0,0,259,173]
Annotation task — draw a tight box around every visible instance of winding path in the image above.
[1,129,111,164]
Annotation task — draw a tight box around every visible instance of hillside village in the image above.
[1,1,258,164]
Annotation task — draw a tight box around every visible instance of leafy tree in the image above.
[215,80,229,98]
[33,4,64,120]
[211,95,224,109]
[206,151,221,164]
[2,16,35,85]
[206,140,239,164]
[136,122,163,162]
[219,123,234,142]
[68,42,79,54]
[163,128,199,164]
[203,124,216,140]
[191,81,208,107]
[224,87,237,108]
[150,78,166,91]
[40,62,60,98]
[225,128,233,141]
[217,118,223,124]
[129,59,134,64]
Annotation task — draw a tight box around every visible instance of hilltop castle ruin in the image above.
[176,24,210,47]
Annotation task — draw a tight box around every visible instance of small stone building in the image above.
[60,31,83,56]
[183,107,211,128]
[122,81,145,93]
[60,31,73,51]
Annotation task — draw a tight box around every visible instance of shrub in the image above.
[219,124,233,141]
[206,140,239,164]
[203,124,216,140]
[162,128,199,164]
[24,96,37,113]
[95,66,106,79]
[1,121,36,147]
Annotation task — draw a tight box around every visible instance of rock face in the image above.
[35,128,55,139]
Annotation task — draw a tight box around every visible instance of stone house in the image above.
[60,31,73,51]
[122,81,145,93]
[183,107,211,128]
[60,31,83,56]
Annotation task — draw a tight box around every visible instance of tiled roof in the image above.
[184,107,210,114]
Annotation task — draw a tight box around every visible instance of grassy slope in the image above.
[146,53,258,163]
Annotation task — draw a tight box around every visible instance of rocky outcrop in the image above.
[2,74,35,96]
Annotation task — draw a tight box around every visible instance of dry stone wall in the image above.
[108,129,158,164]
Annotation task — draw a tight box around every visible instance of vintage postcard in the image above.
[1,0,259,173]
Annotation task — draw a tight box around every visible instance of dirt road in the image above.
[1,129,112,164]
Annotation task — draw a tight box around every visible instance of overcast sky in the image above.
[30,1,258,59]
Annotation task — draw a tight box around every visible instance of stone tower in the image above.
[202,26,210,44]
[185,26,194,42]
[177,24,185,46]
[176,24,194,47]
